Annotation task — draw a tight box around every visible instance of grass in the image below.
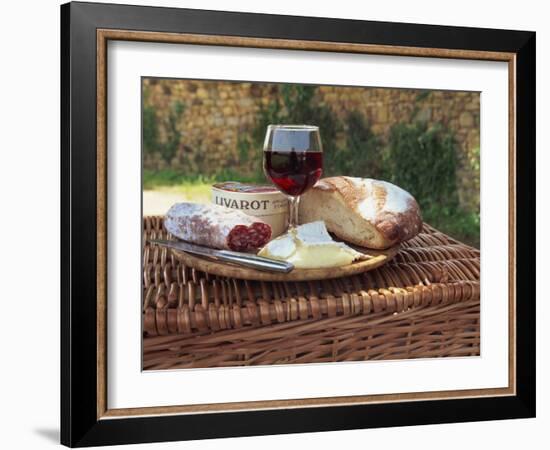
[149,183,212,200]
[143,170,213,190]
[423,206,480,248]
[142,169,264,190]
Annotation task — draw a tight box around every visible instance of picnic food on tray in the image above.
[299,176,422,249]
[162,177,421,274]
[258,221,367,269]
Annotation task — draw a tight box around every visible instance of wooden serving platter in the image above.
[171,244,400,282]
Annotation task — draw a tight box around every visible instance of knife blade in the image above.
[150,239,294,273]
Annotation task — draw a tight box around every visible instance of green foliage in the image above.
[428,207,480,248]
[470,146,480,173]
[160,101,185,163]
[385,121,479,247]
[385,121,459,207]
[408,90,432,121]
[142,105,158,156]
[324,111,383,177]
[142,86,185,164]
[415,90,431,103]
[235,136,265,183]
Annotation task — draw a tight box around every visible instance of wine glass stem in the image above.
[288,195,300,230]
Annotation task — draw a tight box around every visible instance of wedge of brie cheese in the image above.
[258,221,366,269]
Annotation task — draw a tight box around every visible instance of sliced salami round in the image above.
[164,203,272,252]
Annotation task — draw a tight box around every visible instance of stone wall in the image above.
[143,79,480,211]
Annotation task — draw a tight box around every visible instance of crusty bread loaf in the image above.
[299,177,422,249]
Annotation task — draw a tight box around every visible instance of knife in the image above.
[150,239,294,273]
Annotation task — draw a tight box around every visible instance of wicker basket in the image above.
[143,216,480,370]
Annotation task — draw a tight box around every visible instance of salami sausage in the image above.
[164,203,272,252]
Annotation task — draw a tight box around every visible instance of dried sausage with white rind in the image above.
[164,203,272,252]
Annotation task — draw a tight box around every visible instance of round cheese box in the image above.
[212,182,289,238]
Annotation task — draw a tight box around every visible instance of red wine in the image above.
[263,150,323,196]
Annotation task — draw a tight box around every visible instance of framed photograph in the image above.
[61,1,535,447]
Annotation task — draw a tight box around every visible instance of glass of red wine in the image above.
[263,125,323,231]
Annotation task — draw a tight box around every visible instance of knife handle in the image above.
[216,250,294,273]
